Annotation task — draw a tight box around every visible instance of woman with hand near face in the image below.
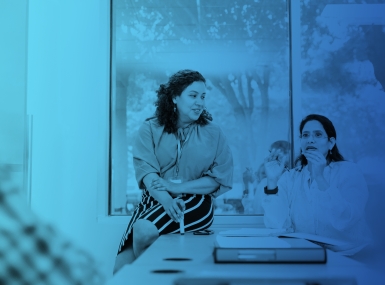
[113,70,233,273]
[262,114,371,255]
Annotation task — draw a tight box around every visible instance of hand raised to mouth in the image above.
[303,149,327,179]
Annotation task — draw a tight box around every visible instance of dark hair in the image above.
[154,69,213,134]
[270,140,291,169]
[270,140,290,154]
[295,114,344,167]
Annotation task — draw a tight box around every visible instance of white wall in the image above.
[0,0,28,194]
[27,0,124,278]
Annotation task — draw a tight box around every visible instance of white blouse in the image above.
[262,161,372,255]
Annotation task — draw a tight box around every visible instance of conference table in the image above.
[107,231,385,285]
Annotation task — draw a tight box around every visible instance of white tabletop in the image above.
[108,233,385,285]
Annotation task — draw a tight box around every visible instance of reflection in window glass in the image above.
[110,0,291,216]
[300,1,385,243]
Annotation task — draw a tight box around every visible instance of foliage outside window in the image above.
[109,0,291,216]
[299,0,385,241]
[299,0,385,164]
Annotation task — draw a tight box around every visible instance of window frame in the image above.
[98,0,300,227]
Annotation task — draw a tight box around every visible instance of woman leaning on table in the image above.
[262,114,371,255]
[114,69,233,273]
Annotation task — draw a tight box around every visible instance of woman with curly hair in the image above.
[114,69,233,273]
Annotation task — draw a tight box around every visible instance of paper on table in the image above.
[218,228,288,237]
[215,236,291,248]
[279,232,352,247]
[217,229,353,251]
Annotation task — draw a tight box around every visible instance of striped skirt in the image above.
[117,189,214,254]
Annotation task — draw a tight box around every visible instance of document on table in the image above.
[279,232,350,246]
[215,235,291,248]
[279,232,354,251]
[214,235,326,263]
[218,228,352,249]
[218,228,289,237]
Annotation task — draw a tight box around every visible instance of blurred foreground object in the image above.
[0,165,105,285]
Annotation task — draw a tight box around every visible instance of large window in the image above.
[109,0,291,216]
[298,0,385,244]
[109,0,385,236]
[299,0,385,163]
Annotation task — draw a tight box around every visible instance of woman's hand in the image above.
[303,150,327,179]
[150,178,180,195]
[264,149,287,180]
[161,198,185,223]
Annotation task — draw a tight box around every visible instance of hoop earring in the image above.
[173,104,177,113]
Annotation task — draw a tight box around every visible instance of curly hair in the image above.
[154,69,213,134]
